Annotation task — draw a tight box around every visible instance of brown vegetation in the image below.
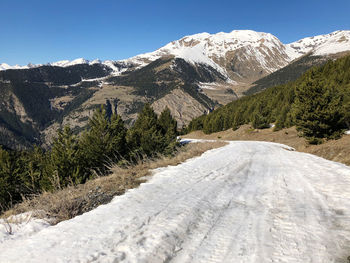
[184,125,350,166]
[1,141,227,224]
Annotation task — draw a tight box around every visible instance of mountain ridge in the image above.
[2,30,350,74]
[1,29,350,149]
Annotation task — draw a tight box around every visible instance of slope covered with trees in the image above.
[0,64,109,149]
[187,55,350,144]
[244,55,330,95]
[0,104,178,213]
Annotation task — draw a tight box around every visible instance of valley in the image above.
[2,1,350,262]
[1,30,350,149]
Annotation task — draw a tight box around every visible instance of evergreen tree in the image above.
[48,126,83,188]
[292,71,345,143]
[251,112,269,129]
[274,106,289,131]
[105,99,113,120]
[158,107,177,139]
[127,104,164,157]
[0,148,21,210]
[343,100,350,129]
[80,105,127,173]
[232,109,244,130]
[158,107,178,154]
[18,146,49,192]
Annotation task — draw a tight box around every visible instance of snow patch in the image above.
[198,82,219,90]
[0,141,349,262]
[0,212,50,244]
[51,58,88,67]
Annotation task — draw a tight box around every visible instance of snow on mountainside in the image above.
[0,63,11,70]
[0,63,29,71]
[1,30,350,86]
[1,30,350,74]
[123,30,350,80]
[124,30,292,80]
[286,30,350,60]
[0,59,109,71]
[50,58,101,67]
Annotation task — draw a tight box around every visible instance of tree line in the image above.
[0,104,178,213]
[187,55,350,144]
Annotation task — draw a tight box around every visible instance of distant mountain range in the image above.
[1,30,349,149]
[3,30,350,77]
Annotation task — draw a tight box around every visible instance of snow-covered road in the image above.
[1,141,350,263]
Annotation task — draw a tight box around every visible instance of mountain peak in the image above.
[125,29,289,81]
[286,30,350,59]
[1,30,350,73]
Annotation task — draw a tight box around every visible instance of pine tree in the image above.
[158,108,177,138]
[49,125,83,188]
[292,71,345,143]
[158,107,178,154]
[19,146,49,192]
[274,106,289,131]
[105,99,113,120]
[251,112,269,129]
[0,148,22,210]
[109,113,128,157]
[79,105,127,173]
[343,99,350,130]
[232,109,244,130]
[127,104,164,157]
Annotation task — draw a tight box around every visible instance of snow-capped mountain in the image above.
[2,30,349,83]
[0,59,105,71]
[49,58,102,67]
[123,30,350,82]
[286,30,350,59]
[1,29,350,150]
[0,63,30,71]
[124,30,291,81]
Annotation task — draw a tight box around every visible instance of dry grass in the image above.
[305,137,350,166]
[184,125,350,166]
[1,141,227,224]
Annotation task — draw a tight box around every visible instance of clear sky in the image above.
[1,0,349,65]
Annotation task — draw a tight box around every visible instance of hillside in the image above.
[1,141,350,262]
[1,30,350,149]
[0,64,114,149]
[188,55,350,143]
[245,51,350,95]
[244,55,330,95]
[185,125,350,166]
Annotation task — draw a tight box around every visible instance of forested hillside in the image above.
[243,55,331,95]
[187,55,350,144]
[2,30,350,150]
[0,105,178,213]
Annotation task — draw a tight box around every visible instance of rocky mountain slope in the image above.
[1,30,349,149]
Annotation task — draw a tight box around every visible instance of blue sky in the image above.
[1,0,349,65]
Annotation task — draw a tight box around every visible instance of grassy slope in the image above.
[184,125,350,166]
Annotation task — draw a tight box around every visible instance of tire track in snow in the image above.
[0,141,350,262]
